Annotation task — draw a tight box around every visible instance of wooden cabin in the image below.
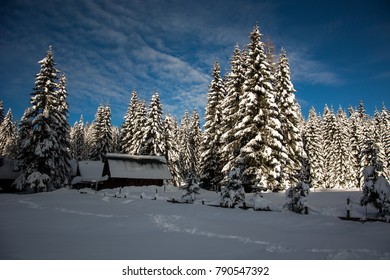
[102,153,172,188]
[71,160,107,189]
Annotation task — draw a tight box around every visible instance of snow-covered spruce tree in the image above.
[140,92,165,156]
[351,101,374,189]
[284,157,311,214]
[70,116,86,160]
[179,110,193,177]
[90,103,112,161]
[360,140,390,219]
[181,172,200,202]
[90,104,105,159]
[0,109,17,158]
[130,100,147,155]
[190,109,203,180]
[275,48,303,189]
[374,106,390,181]
[373,110,387,176]
[164,114,182,186]
[381,105,390,180]
[83,122,95,160]
[220,45,246,181]
[322,105,338,188]
[178,109,202,180]
[303,107,325,189]
[101,104,113,156]
[121,90,138,154]
[348,106,364,189]
[52,74,71,188]
[333,108,354,189]
[220,167,245,208]
[200,61,225,191]
[17,47,70,192]
[236,25,283,192]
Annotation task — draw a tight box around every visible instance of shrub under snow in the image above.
[284,182,310,214]
[181,172,200,202]
[361,166,390,220]
[220,167,245,208]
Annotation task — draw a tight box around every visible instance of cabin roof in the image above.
[78,160,105,181]
[105,153,172,180]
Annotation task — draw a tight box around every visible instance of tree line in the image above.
[0,25,389,193]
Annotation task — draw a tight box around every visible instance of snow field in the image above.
[0,186,389,260]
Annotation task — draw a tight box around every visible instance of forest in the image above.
[0,25,389,198]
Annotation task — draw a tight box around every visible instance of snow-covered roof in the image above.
[105,153,172,180]
[77,161,105,182]
[0,157,22,180]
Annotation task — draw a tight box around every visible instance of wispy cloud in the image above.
[287,50,343,86]
[0,0,216,124]
[373,71,390,80]
[1,0,362,126]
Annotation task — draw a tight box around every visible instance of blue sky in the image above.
[0,0,389,126]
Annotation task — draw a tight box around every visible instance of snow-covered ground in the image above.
[0,186,389,260]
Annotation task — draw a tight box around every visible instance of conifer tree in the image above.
[275,48,302,189]
[90,103,112,160]
[372,106,390,181]
[200,61,225,190]
[90,104,105,159]
[284,158,311,214]
[84,122,95,159]
[190,109,203,179]
[356,101,374,189]
[0,109,17,158]
[140,92,165,156]
[380,105,390,180]
[220,45,246,179]
[17,47,70,192]
[164,114,182,186]
[52,74,71,188]
[181,172,200,202]
[179,110,193,177]
[70,116,86,160]
[304,107,325,189]
[348,106,362,188]
[322,105,338,188]
[220,167,245,208]
[130,101,147,155]
[121,90,138,154]
[360,140,390,219]
[236,25,283,191]
[334,108,354,189]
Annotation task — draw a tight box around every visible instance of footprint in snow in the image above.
[122,199,134,204]
[150,214,290,253]
[18,199,42,209]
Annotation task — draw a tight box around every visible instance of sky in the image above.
[0,0,389,126]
